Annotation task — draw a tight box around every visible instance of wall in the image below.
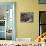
[0,0,39,40]
[16,0,39,40]
[40,4,46,11]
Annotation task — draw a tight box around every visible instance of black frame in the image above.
[20,12,33,23]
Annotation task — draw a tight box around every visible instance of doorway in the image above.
[0,2,16,40]
[39,11,46,35]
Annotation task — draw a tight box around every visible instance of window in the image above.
[39,0,46,4]
[39,11,46,35]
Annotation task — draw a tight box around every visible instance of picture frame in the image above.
[39,0,46,4]
[20,12,33,23]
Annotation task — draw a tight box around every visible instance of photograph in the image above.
[20,12,33,23]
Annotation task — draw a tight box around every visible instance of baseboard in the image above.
[16,38,32,42]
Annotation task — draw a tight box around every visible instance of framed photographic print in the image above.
[20,12,33,23]
[39,0,46,4]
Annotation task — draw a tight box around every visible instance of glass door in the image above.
[0,2,16,40]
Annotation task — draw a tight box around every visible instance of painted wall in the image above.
[0,0,40,40]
